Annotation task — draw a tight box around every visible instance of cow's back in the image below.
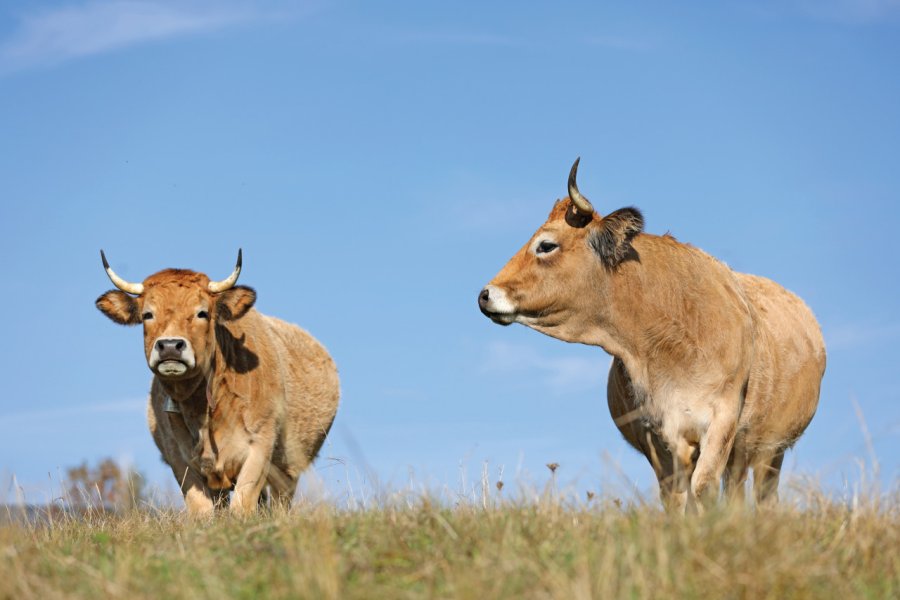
[259,314,340,475]
[738,273,826,455]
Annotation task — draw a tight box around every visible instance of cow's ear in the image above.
[216,285,256,321]
[96,290,141,325]
[588,207,644,268]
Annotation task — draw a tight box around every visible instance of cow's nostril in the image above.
[479,288,490,304]
[156,338,187,357]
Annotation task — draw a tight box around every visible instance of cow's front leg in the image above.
[183,481,217,516]
[669,437,697,514]
[635,428,687,512]
[164,459,215,517]
[230,442,273,516]
[157,413,216,517]
[691,397,741,511]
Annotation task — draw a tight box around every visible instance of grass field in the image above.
[1,482,897,600]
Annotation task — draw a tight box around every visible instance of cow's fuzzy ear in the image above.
[216,285,256,321]
[96,290,141,325]
[588,207,644,268]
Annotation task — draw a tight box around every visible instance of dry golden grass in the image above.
[1,482,897,600]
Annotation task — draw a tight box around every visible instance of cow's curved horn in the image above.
[567,157,595,216]
[208,249,242,293]
[100,250,144,295]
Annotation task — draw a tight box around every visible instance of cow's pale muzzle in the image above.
[148,337,197,377]
[478,285,516,326]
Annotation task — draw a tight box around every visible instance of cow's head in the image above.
[96,250,256,380]
[478,158,644,343]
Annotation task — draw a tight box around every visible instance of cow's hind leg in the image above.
[753,450,785,506]
[257,486,271,509]
[723,442,750,505]
[265,464,298,512]
[254,481,294,512]
[269,486,295,512]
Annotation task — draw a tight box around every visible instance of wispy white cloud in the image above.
[583,34,654,52]
[391,30,519,47]
[0,1,299,73]
[482,340,610,394]
[386,29,652,51]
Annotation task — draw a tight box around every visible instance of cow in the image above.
[96,250,340,515]
[478,159,825,511]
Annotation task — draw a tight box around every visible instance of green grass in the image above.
[1,486,897,600]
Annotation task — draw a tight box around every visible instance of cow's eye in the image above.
[536,241,559,254]
[197,310,209,320]
[142,311,154,321]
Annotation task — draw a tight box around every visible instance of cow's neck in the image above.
[525,242,705,387]
[584,237,744,395]
[157,373,207,404]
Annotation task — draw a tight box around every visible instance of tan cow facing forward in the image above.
[96,250,339,515]
[479,159,825,511]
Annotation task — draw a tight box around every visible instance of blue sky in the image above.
[1,1,898,506]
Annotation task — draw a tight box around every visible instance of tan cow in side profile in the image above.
[479,159,825,511]
[96,250,339,515]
